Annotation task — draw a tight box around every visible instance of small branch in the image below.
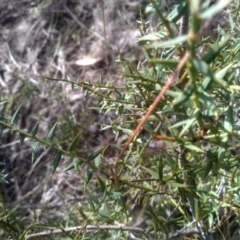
[0,120,111,179]
[18,225,145,239]
[169,227,200,239]
[113,52,191,187]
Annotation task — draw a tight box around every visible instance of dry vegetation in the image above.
[0,0,146,230]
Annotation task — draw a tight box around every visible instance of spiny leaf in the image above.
[201,37,230,64]
[84,168,94,190]
[179,118,196,137]
[224,105,233,132]
[215,63,233,84]
[149,59,179,68]
[68,131,82,152]
[168,1,188,22]
[32,142,40,163]
[97,177,106,192]
[184,142,204,153]
[19,134,26,147]
[173,85,194,107]
[200,0,232,20]
[164,151,176,172]
[193,59,214,78]
[109,192,122,198]
[31,122,39,136]
[146,35,188,48]
[198,91,217,117]
[167,181,188,188]
[203,160,213,178]
[47,121,58,141]
[87,146,105,161]
[11,104,22,125]
[63,158,82,172]
[78,206,88,221]
[52,152,62,176]
[98,204,113,220]
[142,166,159,178]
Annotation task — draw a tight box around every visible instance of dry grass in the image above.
[0,0,146,227]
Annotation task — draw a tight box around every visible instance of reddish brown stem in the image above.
[114,52,191,187]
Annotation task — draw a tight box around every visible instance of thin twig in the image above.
[16,225,145,239]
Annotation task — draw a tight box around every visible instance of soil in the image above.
[0,0,149,226]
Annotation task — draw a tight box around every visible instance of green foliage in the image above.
[0,0,239,239]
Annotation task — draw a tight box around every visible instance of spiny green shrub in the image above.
[0,0,239,239]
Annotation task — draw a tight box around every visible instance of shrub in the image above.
[0,0,239,239]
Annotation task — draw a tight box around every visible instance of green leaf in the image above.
[71,82,74,90]
[63,158,82,172]
[32,142,40,163]
[47,121,58,141]
[109,192,122,198]
[201,37,230,64]
[232,200,240,209]
[168,1,188,22]
[165,217,184,227]
[179,118,196,137]
[52,152,62,176]
[221,159,239,170]
[0,101,7,106]
[173,84,194,107]
[170,119,190,129]
[19,231,30,240]
[111,144,122,152]
[78,206,88,221]
[86,191,98,211]
[198,91,216,117]
[84,168,94,189]
[149,59,179,68]
[87,146,105,161]
[142,166,159,178]
[146,35,188,48]
[19,134,26,147]
[97,177,106,192]
[11,104,22,125]
[224,105,233,132]
[200,0,232,19]
[88,192,99,204]
[167,181,187,188]
[199,77,213,93]
[215,63,233,82]
[166,90,182,98]
[203,160,213,178]
[193,59,214,78]
[31,122,39,136]
[98,204,112,220]
[63,162,74,172]
[163,151,176,172]
[94,155,101,167]
[184,143,204,153]
[73,158,82,169]
[68,131,82,152]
